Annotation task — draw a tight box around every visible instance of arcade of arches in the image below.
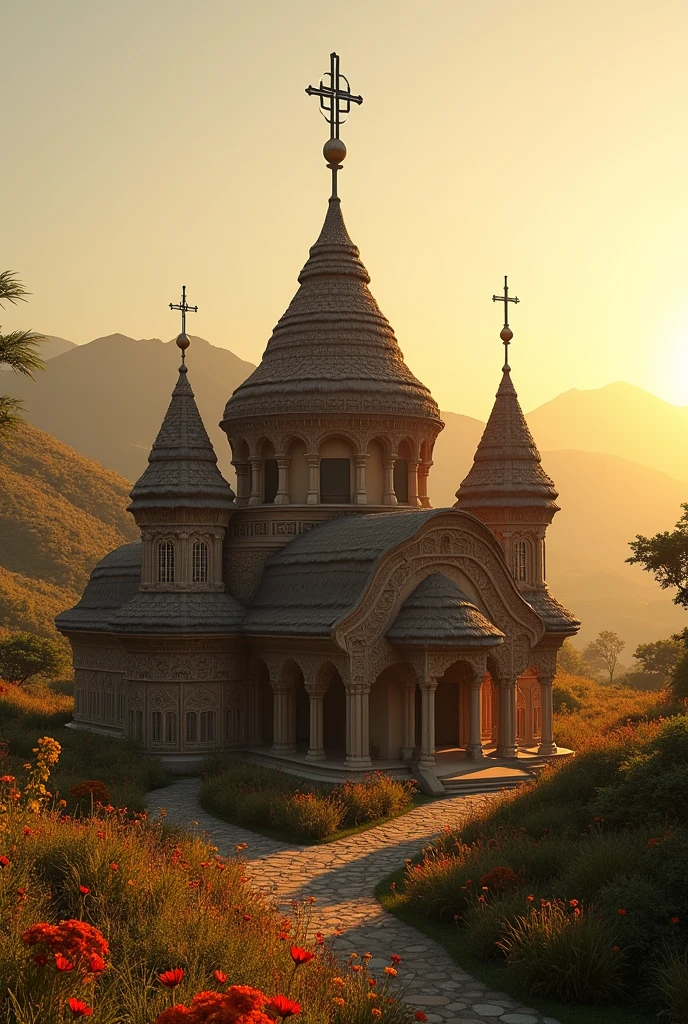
[246,655,554,769]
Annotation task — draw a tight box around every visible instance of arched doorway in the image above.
[435,661,472,750]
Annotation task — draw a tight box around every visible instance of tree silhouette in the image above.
[628,505,688,609]
[0,272,46,436]
[583,630,625,684]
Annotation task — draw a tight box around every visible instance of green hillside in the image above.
[0,422,137,638]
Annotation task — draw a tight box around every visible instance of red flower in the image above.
[159,968,184,988]
[67,998,93,1018]
[243,914,252,922]
[618,908,627,916]
[22,826,33,836]
[267,994,302,1017]
[612,945,621,952]
[109,863,118,871]
[89,954,107,973]
[390,954,402,964]
[671,916,680,925]
[79,886,90,895]
[55,954,75,972]
[415,1014,428,1022]
[289,946,314,966]
[213,970,228,984]
[0,856,9,868]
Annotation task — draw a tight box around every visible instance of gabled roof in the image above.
[455,368,559,510]
[386,573,504,647]
[221,197,442,424]
[129,364,235,512]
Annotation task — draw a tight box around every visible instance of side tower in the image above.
[220,54,444,601]
[455,280,579,753]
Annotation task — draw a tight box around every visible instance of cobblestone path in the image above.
[152,779,560,1024]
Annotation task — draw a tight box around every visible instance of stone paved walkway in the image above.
[151,779,560,1024]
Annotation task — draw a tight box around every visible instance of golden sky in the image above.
[4,0,688,419]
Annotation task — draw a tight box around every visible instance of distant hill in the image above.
[0,422,137,639]
[525,382,688,482]
[5,334,255,482]
[43,336,77,360]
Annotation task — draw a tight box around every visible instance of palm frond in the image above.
[0,395,24,438]
[0,271,30,308]
[0,330,47,377]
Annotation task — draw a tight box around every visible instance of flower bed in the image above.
[0,739,427,1022]
[200,760,417,842]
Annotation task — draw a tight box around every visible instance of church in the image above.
[56,55,579,786]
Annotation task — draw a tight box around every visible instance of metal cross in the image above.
[306,52,362,197]
[169,285,198,361]
[492,275,519,368]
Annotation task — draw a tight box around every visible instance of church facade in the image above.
[57,90,579,781]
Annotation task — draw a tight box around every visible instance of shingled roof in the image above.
[522,588,581,635]
[56,543,142,633]
[386,573,504,647]
[455,368,559,510]
[221,197,442,423]
[130,363,235,512]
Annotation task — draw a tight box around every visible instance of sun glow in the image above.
[660,325,688,407]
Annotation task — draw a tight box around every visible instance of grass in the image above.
[200,758,423,844]
[0,680,169,811]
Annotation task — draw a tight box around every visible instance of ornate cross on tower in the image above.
[306,52,363,199]
[169,285,198,363]
[492,275,519,371]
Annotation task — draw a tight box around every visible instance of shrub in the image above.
[462,892,526,961]
[597,873,677,971]
[403,843,504,921]
[69,780,111,807]
[648,945,688,1023]
[270,791,344,842]
[339,773,415,825]
[479,866,520,892]
[499,901,626,1004]
[559,832,641,900]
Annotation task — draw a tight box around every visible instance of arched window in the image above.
[513,540,528,582]
[192,541,209,583]
[165,712,177,743]
[158,541,175,583]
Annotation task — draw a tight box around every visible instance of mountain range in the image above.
[3,333,687,650]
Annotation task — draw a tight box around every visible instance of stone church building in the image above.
[57,129,579,783]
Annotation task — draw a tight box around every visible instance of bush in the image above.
[270,791,345,842]
[597,873,677,971]
[499,901,626,1004]
[462,892,526,960]
[403,842,505,921]
[339,773,415,824]
[559,832,641,900]
[648,946,688,1023]
[0,632,69,685]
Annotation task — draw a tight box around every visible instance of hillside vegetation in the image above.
[0,421,137,638]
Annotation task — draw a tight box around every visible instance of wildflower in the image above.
[384,966,397,976]
[367,991,378,999]
[0,856,9,868]
[612,945,621,952]
[242,914,252,922]
[109,863,118,871]
[17,888,26,899]
[331,977,345,987]
[569,899,579,907]
[390,954,401,964]
[618,908,627,916]
[79,886,90,895]
[267,994,302,1017]
[362,952,373,961]
[67,998,93,1018]
[648,838,660,848]
[671,917,680,925]
[351,964,362,972]
[333,997,345,1006]
[159,968,184,988]
[415,1013,428,1022]
[0,775,15,783]
[22,826,33,836]
[55,954,75,972]
[290,946,314,966]
[372,1010,382,1019]
[368,978,377,986]
[214,970,228,984]
[88,954,107,973]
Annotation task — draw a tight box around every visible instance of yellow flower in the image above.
[331,977,345,987]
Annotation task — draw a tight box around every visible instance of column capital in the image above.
[304,680,329,698]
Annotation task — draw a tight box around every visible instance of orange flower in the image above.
[266,994,302,1018]
[332,997,345,1007]
[415,1013,428,1022]
[671,917,680,925]
[384,966,397,976]
[351,964,362,972]
[67,998,92,1018]
[289,946,314,966]
[88,954,107,974]
[331,977,345,987]
[618,908,627,916]
[55,954,75,972]
[158,968,184,988]
[214,970,228,984]
[371,1010,382,1019]
[109,863,118,872]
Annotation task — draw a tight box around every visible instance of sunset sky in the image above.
[4,0,688,419]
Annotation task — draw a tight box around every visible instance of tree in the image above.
[634,639,683,681]
[583,630,626,684]
[557,639,588,677]
[0,632,68,686]
[628,505,688,609]
[0,271,46,436]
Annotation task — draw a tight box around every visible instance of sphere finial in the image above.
[500,326,513,343]
[323,137,347,166]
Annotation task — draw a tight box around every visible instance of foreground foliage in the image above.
[0,741,422,1023]
[201,760,416,843]
[387,682,688,1019]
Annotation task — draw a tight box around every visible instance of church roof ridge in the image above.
[129,362,235,512]
[221,196,442,423]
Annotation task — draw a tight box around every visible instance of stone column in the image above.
[382,458,398,505]
[306,454,320,505]
[402,680,416,760]
[271,683,296,753]
[466,677,485,759]
[248,457,262,506]
[354,455,368,505]
[497,678,518,758]
[418,463,431,508]
[305,682,328,762]
[232,462,251,506]
[419,679,438,767]
[345,684,372,769]
[407,460,421,507]
[537,673,557,755]
[274,457,290,505]
[142,532,154,584]
[246,681,262,745]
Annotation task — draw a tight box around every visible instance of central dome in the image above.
[221,197,441,424]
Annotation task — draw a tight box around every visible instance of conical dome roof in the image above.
[221,197,441,423]
[455,368,559,510]
[129,364,235,511]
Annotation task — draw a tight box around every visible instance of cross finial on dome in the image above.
[492,275,519,372]
[306,52,363,200]
[169,285,198,365]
